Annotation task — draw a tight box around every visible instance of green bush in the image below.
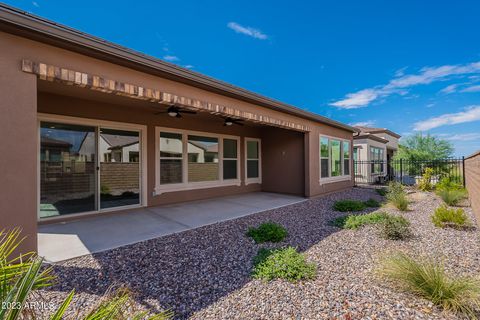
[436,188,468,206]
[418,167,434,191]
[252,247,316,282]
[333,200,366,212]
[364,198,381,208]
[376,188,388,196]
[246,222,287,243]
[386,182,409,211]
[378,215,412,240]
[431,205,470,229]
[378,252,480,318]
[331,212,389,229]
[436,176,463,192]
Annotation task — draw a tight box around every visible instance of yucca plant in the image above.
[0,229,173,320]
[378,252,480,318]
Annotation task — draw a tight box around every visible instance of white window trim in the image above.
[155,127,241,194]
[244,137,262,185]
[37,113,148,222]
[369,146,386,175]
[319,135,352,185]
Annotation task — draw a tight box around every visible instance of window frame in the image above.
[244,137,262,185]
[155,127,241,194]
[369,146,385,175]
[319,135,352,185]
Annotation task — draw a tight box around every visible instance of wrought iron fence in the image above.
[354,158,465,186]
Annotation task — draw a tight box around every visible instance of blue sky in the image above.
[6,0,480,156]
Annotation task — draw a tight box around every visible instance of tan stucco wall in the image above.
[0,34,38,253]
[465,152,480,224]
[0,30,354,252]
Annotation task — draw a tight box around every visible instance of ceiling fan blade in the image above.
[234,121,244,126]
[176,113,182,118]
[154,111,167,115]
[180,110,197,114]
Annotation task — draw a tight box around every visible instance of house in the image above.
[0,4,357,253]
[353,126,401,183]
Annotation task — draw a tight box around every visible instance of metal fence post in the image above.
[400,159,403,184]
[462,156,466,188]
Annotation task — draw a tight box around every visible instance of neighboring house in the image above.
[353,126,401,183]
[0,4,358,252]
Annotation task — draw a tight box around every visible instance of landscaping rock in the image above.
[38,188,477,319]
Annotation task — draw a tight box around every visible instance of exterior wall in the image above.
[465,151,480,224]
[0,30,355,252]
[373,133,399,150]
[0,33,38,252]
[353,138,388,184]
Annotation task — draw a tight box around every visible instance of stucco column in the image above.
[0,40,38,253]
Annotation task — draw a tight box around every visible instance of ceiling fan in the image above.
[155,105,197,118]
[224,117,244,126]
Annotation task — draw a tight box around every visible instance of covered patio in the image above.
[38,192,305,262]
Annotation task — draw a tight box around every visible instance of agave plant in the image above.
[0,228,173,320]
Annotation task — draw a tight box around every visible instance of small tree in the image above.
[394,133,454,176]
[394,133,454,161]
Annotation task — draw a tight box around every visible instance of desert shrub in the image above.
[252,247,316,282]
[418,167,434,191]
[431,205,470,229]
[436,188,468,206]
[436,176,463,192]
[332,212,389,229]
[246,222,287,243]
[364,198,381,208]
[386,182,409,211]
[378,215,412,240]
[333,200,366,212]
[378,252,480,317]
[376,188,388,196]
[0,229,173,320]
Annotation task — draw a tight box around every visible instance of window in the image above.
[156,128,241,192]
[245,138,261,184]
[320,137,329,178]
[370,146,384,174]
[188,135,219,182]
[331,140,341,176]
[223,139,238,180]
[343,141,350,175]
[320,136,351,182]
[160,132,183,184]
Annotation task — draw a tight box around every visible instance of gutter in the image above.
[0,3,357,133]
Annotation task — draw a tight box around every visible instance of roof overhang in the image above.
[0,3,357,133]
[353,134,388,144]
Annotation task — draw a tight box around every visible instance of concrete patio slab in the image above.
[38,192,305,262]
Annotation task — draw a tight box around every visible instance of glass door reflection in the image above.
[99,128,140,209]
[40,122,97,218]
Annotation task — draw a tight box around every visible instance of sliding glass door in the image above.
[99,128,140,209]
[39,120,142,219]
[40,122,97,218]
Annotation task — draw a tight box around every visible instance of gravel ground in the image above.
[38,187,479,319]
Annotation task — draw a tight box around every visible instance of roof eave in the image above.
[0,3,356,133]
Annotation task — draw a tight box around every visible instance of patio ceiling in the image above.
[23,60,310,132]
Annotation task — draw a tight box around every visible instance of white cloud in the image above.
[331,61,480,109]
[440,84,458,94]
[227,22,268,40]
[163,55,180,62]
[394,67,408,77]
[426,103,435,108]
[443,133,480,141]
[461,85,480,92]
[183,65,194,69]
[413,106,480,131]
[350,120,376,127]
[330,89,380,109]
[32,1,39,7]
